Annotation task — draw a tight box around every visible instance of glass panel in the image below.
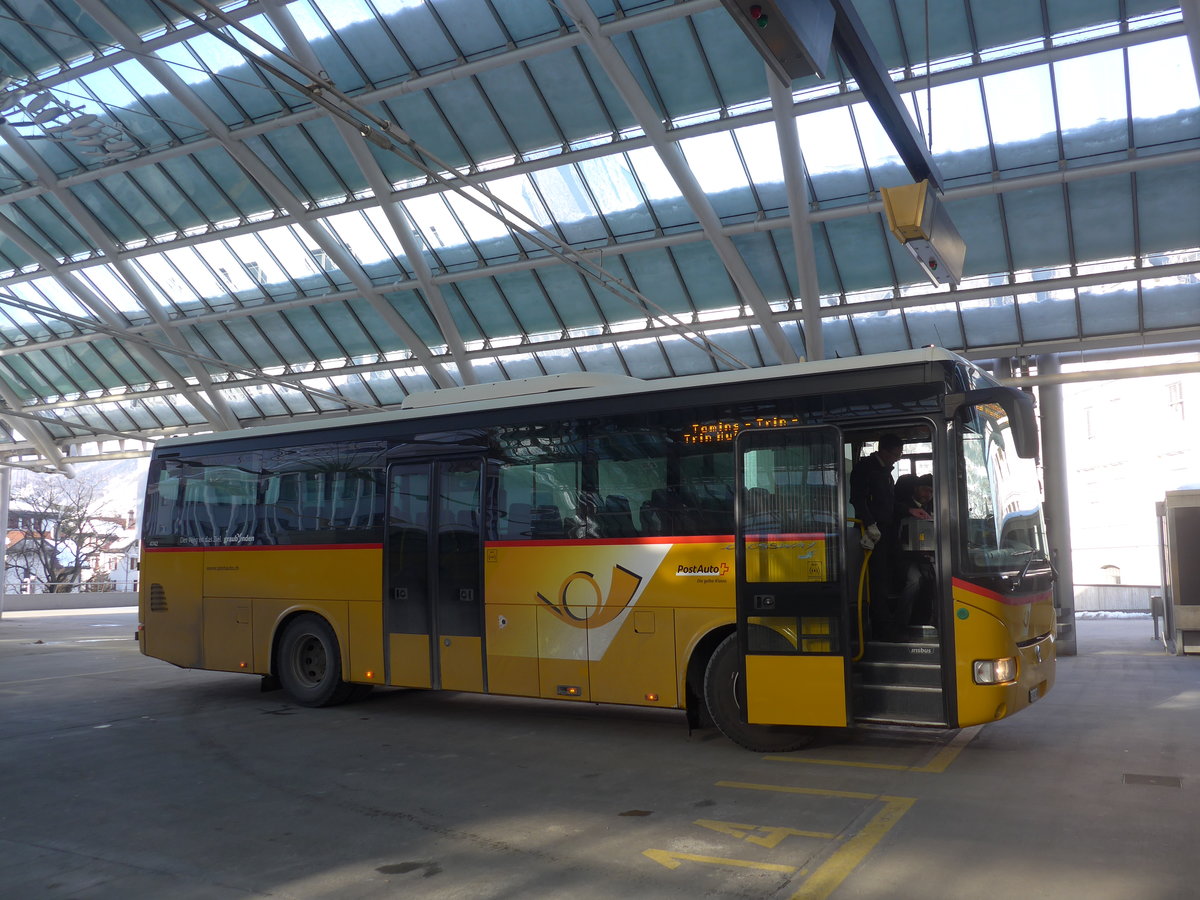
[260,441,385,544]
[742,431,841,584]
[1128,37,1200,126]
[982,66,1059,170]
[578,155,657,239]
[796,107,866,191]
[735,121,786,212]
[959,405,1046,573]
[960,296,1020,346]
[531,166,606,249]
[496,422,584,540]
[170,452,261,547]
[679,131,753,211]
[906,303,965,351]
[1055,49,1129,159]
[387,465,431,635]
[437,460,482,636]
[142,460,184,548]
[920,81,991,179]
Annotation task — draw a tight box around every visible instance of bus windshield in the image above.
[959,403,1047,574]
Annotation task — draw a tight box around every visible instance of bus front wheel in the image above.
[703,633,813,753]
[277,614,360,707]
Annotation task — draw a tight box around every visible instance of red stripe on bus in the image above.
[484,533,828,549]
[143,543,383,553]
[953,577,1052,606]
[485,534,736,549]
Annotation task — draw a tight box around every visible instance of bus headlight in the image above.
[973,657,1017,685]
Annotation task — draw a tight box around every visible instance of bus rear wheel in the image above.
[277,614,359,707]
[703,633,814,753]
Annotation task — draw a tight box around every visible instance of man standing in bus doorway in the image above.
[850,434,907,641]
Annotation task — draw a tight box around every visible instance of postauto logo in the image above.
[675,563,729,577]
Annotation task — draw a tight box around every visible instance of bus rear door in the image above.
[735,426,851,728]
[384,458,485,692]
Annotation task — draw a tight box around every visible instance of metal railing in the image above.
[7,578,139,594]
[1073,583,1157,613]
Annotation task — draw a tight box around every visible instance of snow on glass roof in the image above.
[0,0,1197,468]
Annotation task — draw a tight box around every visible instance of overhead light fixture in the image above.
[881,180,966,287]
[0,73,139,163]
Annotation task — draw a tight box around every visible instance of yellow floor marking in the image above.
[913,724,982,773]
[715,781,916,899]
[765,757,910,771]
[717,781,881,800]
[764,724,984,774]
[695,819,836,847]
[792,796,915,900]
[642,849,797,873]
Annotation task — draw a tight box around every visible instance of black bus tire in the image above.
[277,614,358,707]
[702,632,814,753]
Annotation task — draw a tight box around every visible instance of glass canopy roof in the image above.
[0,0,1197,469]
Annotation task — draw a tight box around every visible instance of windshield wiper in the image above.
[1014,549,1055,592]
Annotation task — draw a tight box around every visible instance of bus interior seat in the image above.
[598,494,638,537]
[641,488,692,536]
[505,502,532,539]
[530,504,565,538]
[692,482,734,534]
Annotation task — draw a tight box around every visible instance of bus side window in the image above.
[203,462,259,545]
[498,460,578,540]
[143,461,184,546]
[595,455,661,539]
[260,442,385,544]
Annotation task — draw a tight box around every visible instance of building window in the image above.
[1167,381,1184,420]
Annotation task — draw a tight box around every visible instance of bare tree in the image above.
[8,474,125,593]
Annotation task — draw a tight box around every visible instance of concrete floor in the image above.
[1,608,1197,899]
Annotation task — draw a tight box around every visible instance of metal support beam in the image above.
[0,217,232,433]
[559,0,800,365]
[0,124,238,432]
[77,0,459,391]
[1181,0,1200,98]
[769,69,823,361]
[262,0,478,385]
[828,0,944,190]
[0,380,72,475]
[1034,353,1077,656]
[0,12,1180,214]
[0,465,8,617]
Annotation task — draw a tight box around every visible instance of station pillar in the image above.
[1034,354,1077,655]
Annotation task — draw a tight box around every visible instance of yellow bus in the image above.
[138,347,1056,751]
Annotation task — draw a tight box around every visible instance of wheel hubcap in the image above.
[295,635,326,685]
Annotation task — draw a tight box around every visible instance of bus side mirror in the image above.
[944,387,1039,459]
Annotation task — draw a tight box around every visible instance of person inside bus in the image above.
[850,434,907,641]
[913,473,933,517]
[894,473,933,521]
[895,473,937,627]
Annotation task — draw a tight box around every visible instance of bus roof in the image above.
[155,346,981,450]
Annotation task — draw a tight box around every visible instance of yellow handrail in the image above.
[849,517,871,662]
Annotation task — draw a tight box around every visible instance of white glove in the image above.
[860,534,876,550]
[866,524,881,542]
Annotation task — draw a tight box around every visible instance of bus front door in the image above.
[735,426,851,727]
[384,459,485,692]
